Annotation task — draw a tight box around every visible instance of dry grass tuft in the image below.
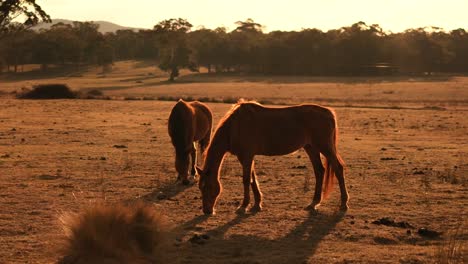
[58,202,170,264]
[435,220,467,264]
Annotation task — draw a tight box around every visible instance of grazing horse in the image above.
[196,101,349,215]
[168,99,212,185]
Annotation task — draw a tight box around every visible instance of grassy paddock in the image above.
[0,61,467,263]
[2,61,467,109]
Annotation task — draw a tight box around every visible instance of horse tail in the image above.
[168,100,193,156]
[322,110,344,198]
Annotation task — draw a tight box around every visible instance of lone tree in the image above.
[234,18,264,33]
[154,18,196,81]
[0,0,50,30]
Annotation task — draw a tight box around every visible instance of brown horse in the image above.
[168,99,212,185]
[196,101,349,215]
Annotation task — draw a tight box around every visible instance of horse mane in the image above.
[202,99,259,159]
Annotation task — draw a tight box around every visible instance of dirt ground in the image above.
[0,63,467,263]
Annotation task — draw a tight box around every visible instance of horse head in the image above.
[196,166,221,215]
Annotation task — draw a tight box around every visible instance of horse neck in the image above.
[203,128,229,176]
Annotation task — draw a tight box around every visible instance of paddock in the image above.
[0,98,465,263]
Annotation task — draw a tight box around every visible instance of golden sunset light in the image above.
[39,0,468,32]
[1,1,467,263]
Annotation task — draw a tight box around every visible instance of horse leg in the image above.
[175,151,190,185]
[250,160,263,212]
[237,155,253,214]
[304,145,325,212]
[199,131,210,155]
[321,148,349,211]
[190,142,197,177]
[330,154,349,211]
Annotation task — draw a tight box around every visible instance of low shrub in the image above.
[17,84,77,99]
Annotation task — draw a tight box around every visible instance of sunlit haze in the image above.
[33,0,468,32]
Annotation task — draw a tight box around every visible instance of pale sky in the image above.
[38,0,468,32]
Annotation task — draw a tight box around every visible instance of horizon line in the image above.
[44,17,467,34]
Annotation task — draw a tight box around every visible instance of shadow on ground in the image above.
[174,72,454,84]
[140,180,194,202]
[176,211,345,263]
[0,66,92,81]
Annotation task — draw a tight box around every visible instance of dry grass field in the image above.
[0,61,467,263]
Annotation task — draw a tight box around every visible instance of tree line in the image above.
[1,18,468,79]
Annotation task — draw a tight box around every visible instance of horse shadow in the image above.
[176,211,345,263]
[139,180,194,203]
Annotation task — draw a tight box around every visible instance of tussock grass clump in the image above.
[124,96,141,100]
[435,221,467,264]
[58,202,170,264]
[17,84,77,99]
[196,96,218,103]
[85,89,104,96]
[81,89,112,100]
[156,95,178,101]
[155,95,277,105]
[221,97,237,104]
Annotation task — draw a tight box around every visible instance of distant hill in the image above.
[32,19,144,33]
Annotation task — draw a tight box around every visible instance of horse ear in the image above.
[195,166,203,175]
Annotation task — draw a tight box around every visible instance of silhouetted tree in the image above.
[2,17,468,76]
[154,18,196,81]
[0,0,49,72]
[107,29,139,60]
[0,23,34,71]
[0,0,50,31]
[227,19,264,72]
[71,22,103,65]
[31,28,57,70]
[388,28,444,74]
[330,22,384,74]
[234,18,264,33]
[189,28,229,72]
[448,29,468,72]
[135,29,159,59]
[48,23,83,65]
[96,40,114,72]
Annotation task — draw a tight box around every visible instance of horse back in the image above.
[189,101,213,141]
[229,103,336,155]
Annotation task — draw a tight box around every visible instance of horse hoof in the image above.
[340,204,349,212]
[249,205,262,213]
[235,207,247,215]
[203,208,216,215]
[204,211,215,216]
[181,177,197,186]
[305,203,320,211]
